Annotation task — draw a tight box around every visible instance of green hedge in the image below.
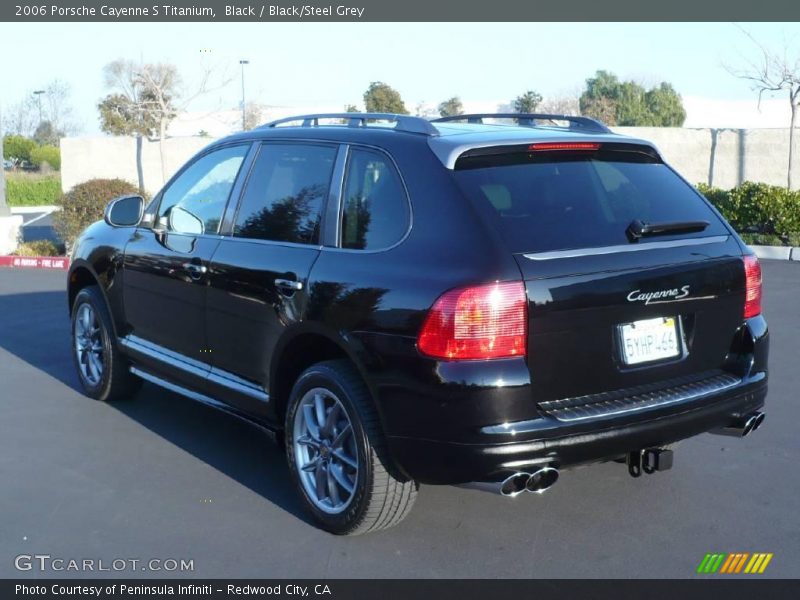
[697,181,800,246]
[5,174,62,206]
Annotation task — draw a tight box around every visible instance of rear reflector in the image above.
[418,281,527,360]
[743,255,762,318]
[528,142,601,152]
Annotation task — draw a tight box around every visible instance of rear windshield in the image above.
[453,147,728,254]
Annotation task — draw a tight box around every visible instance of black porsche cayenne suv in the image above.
[68,113,768,535]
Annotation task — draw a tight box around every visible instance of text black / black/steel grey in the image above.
[67,112,768,534]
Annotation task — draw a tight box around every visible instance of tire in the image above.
[285,359,418,535]
[70,285,141,402]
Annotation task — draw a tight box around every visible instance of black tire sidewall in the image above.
[71,287,115,401]
[285,365,374,535]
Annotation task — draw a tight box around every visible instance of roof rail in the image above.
[261,113,440,136]
[432,113,612,134]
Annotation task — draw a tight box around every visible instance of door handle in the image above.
[183,262,208,279]
[275,278,303,292]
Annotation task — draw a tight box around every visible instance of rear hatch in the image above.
[453,141,747,405]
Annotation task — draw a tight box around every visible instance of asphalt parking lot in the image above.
[1,261,798,579]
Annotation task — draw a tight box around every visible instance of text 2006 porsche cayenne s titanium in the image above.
[67,112,768,534]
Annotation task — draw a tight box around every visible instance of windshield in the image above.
[453,151,728,254]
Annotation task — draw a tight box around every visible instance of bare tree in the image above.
[727,28,800,189]
[243,101,265,130]
[101,57,233,184]
[539,95,581,116]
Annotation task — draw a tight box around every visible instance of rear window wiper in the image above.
[627,219,709,241]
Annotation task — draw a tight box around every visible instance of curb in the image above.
[10,205,59,214]
[749,246,800,262]
[0,255,70,270]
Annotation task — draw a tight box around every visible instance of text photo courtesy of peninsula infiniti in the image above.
[66,112,768,535]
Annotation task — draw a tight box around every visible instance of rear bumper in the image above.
[387,377,767,484]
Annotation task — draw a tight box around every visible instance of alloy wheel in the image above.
[292,387,359,514]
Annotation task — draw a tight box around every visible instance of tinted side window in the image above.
[233,144,336,244]
[158,145,248,234]
[341,148,409,250]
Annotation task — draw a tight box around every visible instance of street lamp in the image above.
[239,60,249,131]
[32,90,46,124]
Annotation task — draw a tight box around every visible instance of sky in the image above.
[0,21,797,135]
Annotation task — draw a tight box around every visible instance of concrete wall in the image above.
[61,136,214,195]
[61,128,798,195]
[613,127,797,189]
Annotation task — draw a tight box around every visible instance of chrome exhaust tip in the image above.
[710,411,765,437]
[500,472,531,497]
[751,412,766,432]
[525,467,559,494]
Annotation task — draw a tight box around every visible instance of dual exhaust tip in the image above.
[712,411,766,438]
[499,467,559,497]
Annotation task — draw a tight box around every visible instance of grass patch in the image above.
[5,172,62,206]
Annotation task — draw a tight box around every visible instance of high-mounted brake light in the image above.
[528,142,601,152]
[743,255,762,319]
[417,281,527,360]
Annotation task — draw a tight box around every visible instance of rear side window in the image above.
[234,143,336,244]
[340,148,409,250]
[453,148,728,254]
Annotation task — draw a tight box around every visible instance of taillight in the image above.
[417,281,527,360]
[528,142,601,152]
[743,255,762,318]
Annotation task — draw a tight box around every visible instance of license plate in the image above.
[619,317,680,365]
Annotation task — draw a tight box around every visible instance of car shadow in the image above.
[0,287,311,526]
[112,381,311,524]
[0,290,79,388]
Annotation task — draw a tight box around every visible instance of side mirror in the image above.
[104,195,144,227]
[168,206,204,236]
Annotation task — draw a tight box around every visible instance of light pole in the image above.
[239,60,249,131]
[32,90,45,125]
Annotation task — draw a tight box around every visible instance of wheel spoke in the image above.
[330,462,355,495]
[327,465,342,505]
[87,352,101,382]
[82,307,92,331]
[314,393,327,432]
[333,448,357,470]
[302,405,321,441]
[300,457,319,473]
[296,435,320,449]
[323,402,341,437]
[331,423,351,448]
[314,462,328,500]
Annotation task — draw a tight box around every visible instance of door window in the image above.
[157,145,249,235]
[233,143,337,244]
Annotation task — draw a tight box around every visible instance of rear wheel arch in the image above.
[270,329,381,428]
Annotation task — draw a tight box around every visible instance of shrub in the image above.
[13,240,63,257]
[5,174,62,206]
[53,179,145,250]
[29,145,61,171]
[697,181,800,245]
[2,135,37,163]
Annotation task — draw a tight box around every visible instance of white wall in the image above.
[61,128,799,196]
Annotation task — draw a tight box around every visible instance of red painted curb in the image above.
[0,255,70,270]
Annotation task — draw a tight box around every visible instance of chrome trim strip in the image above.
[522,235,729,261]
[121,335,269,403]
[120,335,209,379]
[208,367,269,403]
[131,367,231,411]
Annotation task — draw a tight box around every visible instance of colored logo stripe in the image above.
[697,553,773,574]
